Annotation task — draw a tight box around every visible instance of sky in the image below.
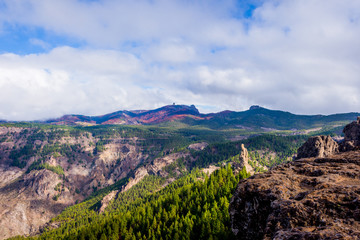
[0,0,359,121]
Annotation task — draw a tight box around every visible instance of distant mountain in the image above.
[44,104,359,130]
[45,104,204,125]
[190,106,360,130]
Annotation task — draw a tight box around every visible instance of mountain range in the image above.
[43,104,359,130]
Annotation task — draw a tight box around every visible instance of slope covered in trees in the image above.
[10,166,249,240]
[190,134,308,169]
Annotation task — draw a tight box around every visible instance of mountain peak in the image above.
[162,104,199,114]
[249,105,263,110]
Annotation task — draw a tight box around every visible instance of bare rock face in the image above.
[0,169,70,240]
[297,135,339,159]
[99,191,118,213]
[23,169,61,198]
[340,117,360,151]
[122,152,189,193]
[229,151,360,240]
[238,144,254,175]
[122,167,148,192]
[188,142,208,151]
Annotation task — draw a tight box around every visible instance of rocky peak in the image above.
[296,135,339,159]
[249,105,262,110]
[238,144,254,175]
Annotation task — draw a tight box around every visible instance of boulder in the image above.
[296,135,338,159]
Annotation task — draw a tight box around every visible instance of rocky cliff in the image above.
[0,126,185,239]
[229,118,360,239]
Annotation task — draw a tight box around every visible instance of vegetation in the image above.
[10,166,246,240]
[27,160,65,175]
[190,134,307,169]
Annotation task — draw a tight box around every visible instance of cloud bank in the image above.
[0,0,359,120]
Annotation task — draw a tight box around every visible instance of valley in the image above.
[0,105,358,239]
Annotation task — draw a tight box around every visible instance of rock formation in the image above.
[238,144,254,175]
[296,135,339,159]
[340,116,360,151]
[188,142,208,151]
[230,118,360,239]
[229,151,360,239]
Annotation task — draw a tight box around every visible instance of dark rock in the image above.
[229,151,360,240]
[297,135,339,159]
[249,105,262,110]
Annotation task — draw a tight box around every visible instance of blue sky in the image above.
[0,0,359,120]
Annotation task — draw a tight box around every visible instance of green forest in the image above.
[10,166,249,240]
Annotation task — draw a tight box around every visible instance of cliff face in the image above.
[229,118,360,240]
[0,127,185,239]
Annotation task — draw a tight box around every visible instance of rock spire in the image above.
[239,144,254,175]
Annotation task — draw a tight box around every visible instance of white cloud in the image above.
[0,47,148,120]
[0,0,360,120]
[29,38,50,50]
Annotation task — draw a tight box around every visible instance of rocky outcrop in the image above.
[340,116,360,151]
[297,135,339,159]
[188,142,208,151]
[99,191,118,213]
[229,151,360,239]
[122,152,189,193]
[146,152,188,176]
[202,165,220,175]
[238,144,254,175]
[122,167,148,192]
